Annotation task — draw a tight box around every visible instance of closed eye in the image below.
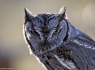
[30,30,38,34]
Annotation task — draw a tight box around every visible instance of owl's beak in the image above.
[44,35,48,38]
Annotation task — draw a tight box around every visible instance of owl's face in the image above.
[24,7,68,55]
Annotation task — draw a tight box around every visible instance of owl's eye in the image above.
[30,30,38,34]
[55,29,61,33]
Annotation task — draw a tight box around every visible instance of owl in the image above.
[23,6,95,70]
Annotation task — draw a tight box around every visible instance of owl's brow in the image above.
[47,15,55,21]
[47,14,59,21]
[35,17,44,24]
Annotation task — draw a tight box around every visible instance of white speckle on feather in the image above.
[73,39,95,50]
[54,55,76,69]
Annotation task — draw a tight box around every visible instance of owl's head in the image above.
[24,6,68,55]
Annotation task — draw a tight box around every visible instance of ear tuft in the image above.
[24,7,33,21]
[59,6,66,14]
[59,6,68,19]
[24,7,32,15]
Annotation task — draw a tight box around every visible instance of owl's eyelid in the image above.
[54,26,61,31]
[53,27,56,29]
[30,28,39,35]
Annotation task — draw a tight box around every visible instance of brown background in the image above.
[0,0,95,70]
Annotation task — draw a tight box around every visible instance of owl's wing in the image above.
[66,20,95,50]
[54,54,77,70]
[53,29,95,70]
[70,32,95,50]
[50,19,95,69]
[58,32,95,70]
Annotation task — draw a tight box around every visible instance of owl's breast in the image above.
[38,49,77,70]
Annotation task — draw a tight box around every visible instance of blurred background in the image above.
[0,0,95,70]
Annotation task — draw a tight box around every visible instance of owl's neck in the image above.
[34,43,63,56]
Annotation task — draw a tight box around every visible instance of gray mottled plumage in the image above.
[23,6,95,70]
